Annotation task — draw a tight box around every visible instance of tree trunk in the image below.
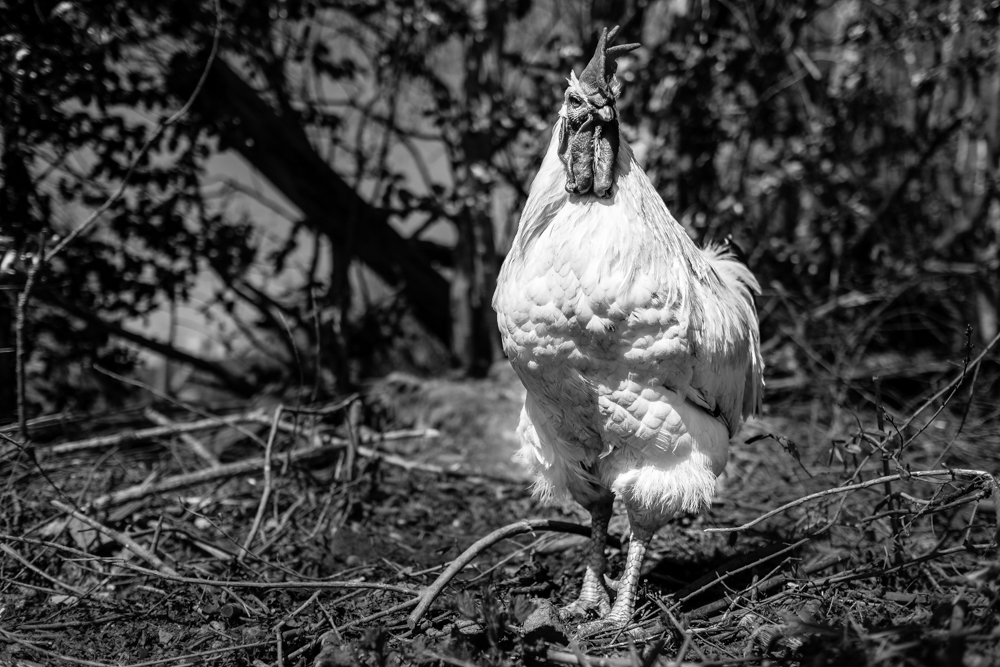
[452,0,505,376]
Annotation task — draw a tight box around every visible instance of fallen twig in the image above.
[705,468,999,534]
[239,405,282,561]
[143,407,221,468]
[257,414,521,483]
[873,376,904,566]
[270,596,424,667]
[687,575,789,620]
[15,234,45,442]
[76,422,445,510]
[544,649,759,667]
[0,543,88,598]
[407,519,593,628]
[678,533,820,604]
[899,328,1000,438]
[805,543,996,590]
[355,443,520,484]
[0,626,270,667]
[50,500,177,575]
[106,561,418,594]
[0,531,417,594]
[47,412,265,456]
[85,440,346,509]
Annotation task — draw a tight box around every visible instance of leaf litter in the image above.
[0,361,998,666]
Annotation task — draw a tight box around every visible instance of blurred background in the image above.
[2,0,998,422]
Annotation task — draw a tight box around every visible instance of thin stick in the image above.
[679,533,818,603]
[354,443,519,484]
[240,406,282,560]
[15,234,45,442]
[705,468,998,533]
[658,600,705,662]
[687,575,789,620]
[806,543,994,590]
[50,500,177,576]
[900,328,1000,437]
[86,440,347,509]
[407,519,593,628]
[280,395,360,415]
[0,626,269,667]
[144,407,221,468]
[275,597,419,667]
[544,649,757,667]
[100,560,418,594]
[47,412,264,456]
[258,415,517,482]
[874,375,904,566]
[0,543,88,598]
[92,365,266,445]
[79,424,443,510]
[0,536,418,593]
[341,597,421,630]
[274,590,322,631]
[932,342,982,468]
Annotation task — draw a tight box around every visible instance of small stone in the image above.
[520,599,568,644]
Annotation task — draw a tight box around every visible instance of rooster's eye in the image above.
[568,94,583,108]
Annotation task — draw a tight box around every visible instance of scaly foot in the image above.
[558,570,611,621]
[572,521,653,639]
[573,612,630,638]
[574,614,650,640]
[561,498,615,622]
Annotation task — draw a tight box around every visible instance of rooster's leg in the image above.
[602,523,652,627]
[576,519,653,635]
[559,495,614,621]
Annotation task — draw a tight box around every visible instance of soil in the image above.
[0,362,998,666]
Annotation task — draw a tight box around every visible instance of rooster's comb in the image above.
[578,26,640,97]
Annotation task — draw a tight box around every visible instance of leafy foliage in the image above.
[629,1,1000,371]
[1,0,256,416]
[2,0,999,422]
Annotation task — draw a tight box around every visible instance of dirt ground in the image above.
[0,362,998,666]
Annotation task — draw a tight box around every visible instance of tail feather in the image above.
[700,242,764,419]
[700,243,760,302]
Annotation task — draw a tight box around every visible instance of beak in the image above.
[595,106,615,122]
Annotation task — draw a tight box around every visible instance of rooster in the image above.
[493,27,763,633]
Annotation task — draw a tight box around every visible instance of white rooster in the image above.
[493,27,763,632]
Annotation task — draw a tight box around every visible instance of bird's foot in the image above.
[572,612,647,640]
[558,584,612,622]
[558,596,611,623]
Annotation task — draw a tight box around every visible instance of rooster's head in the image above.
[558,26,640,198]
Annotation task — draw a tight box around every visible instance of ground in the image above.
[0,362,998,666]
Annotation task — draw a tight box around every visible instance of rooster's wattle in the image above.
[493,27,764,632]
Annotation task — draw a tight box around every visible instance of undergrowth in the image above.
[0,352,998,667]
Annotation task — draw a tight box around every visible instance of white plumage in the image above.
[493,27,763,632]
